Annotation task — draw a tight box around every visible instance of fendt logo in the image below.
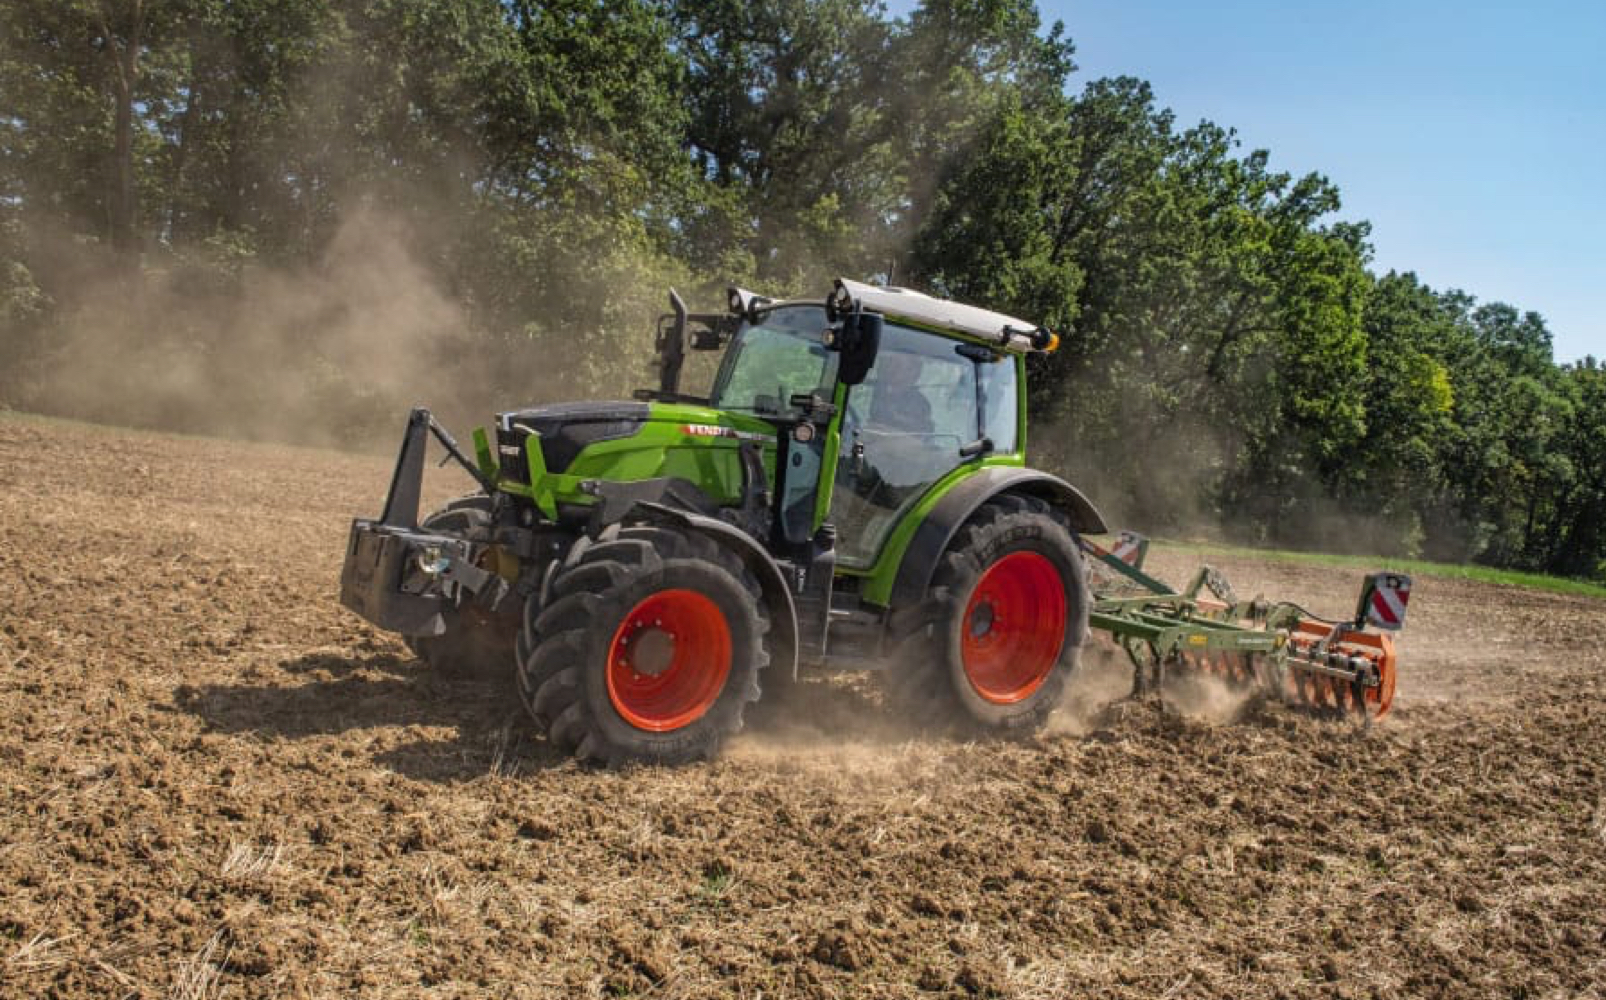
[681,424,771,443]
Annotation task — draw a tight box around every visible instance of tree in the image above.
[1347,271,1458,552]
[1545,359,1606,578]
[0,0,1596,579]
[669,0,899,289]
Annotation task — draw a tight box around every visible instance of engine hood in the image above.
[496,401,650,477]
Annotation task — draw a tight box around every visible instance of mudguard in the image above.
[634,502,801,681]
[888,467,1107,609]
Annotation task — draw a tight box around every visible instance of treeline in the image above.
[1,0,1601,580]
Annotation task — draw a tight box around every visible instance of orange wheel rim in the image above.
[606,589,731,732]
[960,551,1066,704]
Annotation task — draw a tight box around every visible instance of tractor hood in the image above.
[496,401,650,477]
[493,401,778,505]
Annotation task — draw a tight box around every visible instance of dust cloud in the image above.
[1158,670,1256,724]
[1030,361,1440,560]
[5,208,571,450]
[1047,643,1136,735]
[1033,386,1244,545]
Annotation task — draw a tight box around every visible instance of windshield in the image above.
[709,305,838,416]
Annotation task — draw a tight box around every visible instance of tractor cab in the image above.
[653,279,1050,587]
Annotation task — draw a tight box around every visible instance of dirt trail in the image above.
[2,412,1604,999]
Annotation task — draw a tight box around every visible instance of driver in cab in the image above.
[840,348,940,512]
[866,349,933,434]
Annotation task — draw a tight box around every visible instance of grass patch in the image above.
[1155,539,1606,600]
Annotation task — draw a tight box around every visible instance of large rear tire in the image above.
[403,496,517,678]
[517,523,770,765]
[883,494,1088,735]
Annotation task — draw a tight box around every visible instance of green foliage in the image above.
[0,0,1599,581]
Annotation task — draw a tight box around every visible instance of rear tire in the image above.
[517,524,770,765]
[883,494,1088,735]
[403,496,516,678]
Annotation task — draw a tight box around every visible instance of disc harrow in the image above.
[1080,534,1407,722]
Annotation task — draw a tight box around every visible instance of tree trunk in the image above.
[167,28,203,244]
[101,0,144,255]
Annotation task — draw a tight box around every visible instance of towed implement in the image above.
[339,279,1409,764]
[1081,532,1408,720]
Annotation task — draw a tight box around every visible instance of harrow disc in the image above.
[1173,648,1262,695]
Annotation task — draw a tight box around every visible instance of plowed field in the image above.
[3,412,1604,999]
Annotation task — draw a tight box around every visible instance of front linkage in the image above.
[339,408,513,638]
[339,405,757,644]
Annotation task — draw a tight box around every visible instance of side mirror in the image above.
[832,311,882,386]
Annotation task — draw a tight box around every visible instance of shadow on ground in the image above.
[172,650,931,779]
[173,650,572,781]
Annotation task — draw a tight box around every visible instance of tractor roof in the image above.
[831,278,1056,354]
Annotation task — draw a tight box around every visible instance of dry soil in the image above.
[2,412,1603,999]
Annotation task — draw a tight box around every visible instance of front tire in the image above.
[517,524,770,765]
[884,494,1088,734]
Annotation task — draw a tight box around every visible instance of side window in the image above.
[979,354,1018,453]
[829,325,984,568]
[856,344,976,442]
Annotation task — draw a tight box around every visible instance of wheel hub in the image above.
[626,627,676,676]
[968,601,996,640]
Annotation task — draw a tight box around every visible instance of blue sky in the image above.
[907,0,1606,362]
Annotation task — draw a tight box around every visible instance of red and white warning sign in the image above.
[1365,573,1412,631]
[1112,531,1147,566]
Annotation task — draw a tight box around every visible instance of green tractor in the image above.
[340,278,1107,763]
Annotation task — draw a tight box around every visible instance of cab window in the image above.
[710,306,836,417]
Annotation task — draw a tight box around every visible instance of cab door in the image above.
[830,324,998,569]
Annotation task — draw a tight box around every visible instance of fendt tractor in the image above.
[340,279,1410,764]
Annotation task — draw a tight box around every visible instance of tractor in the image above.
[339,278,1407,764]
[340,278,1105,763]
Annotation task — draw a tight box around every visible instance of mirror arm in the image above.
[958,437,994,459]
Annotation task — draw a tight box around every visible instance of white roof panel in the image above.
[832,278,1049,353]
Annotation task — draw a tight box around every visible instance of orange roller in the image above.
[1289,620,1396,720]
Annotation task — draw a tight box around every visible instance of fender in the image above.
[888,467,1107,609]
[636,502,800,680]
